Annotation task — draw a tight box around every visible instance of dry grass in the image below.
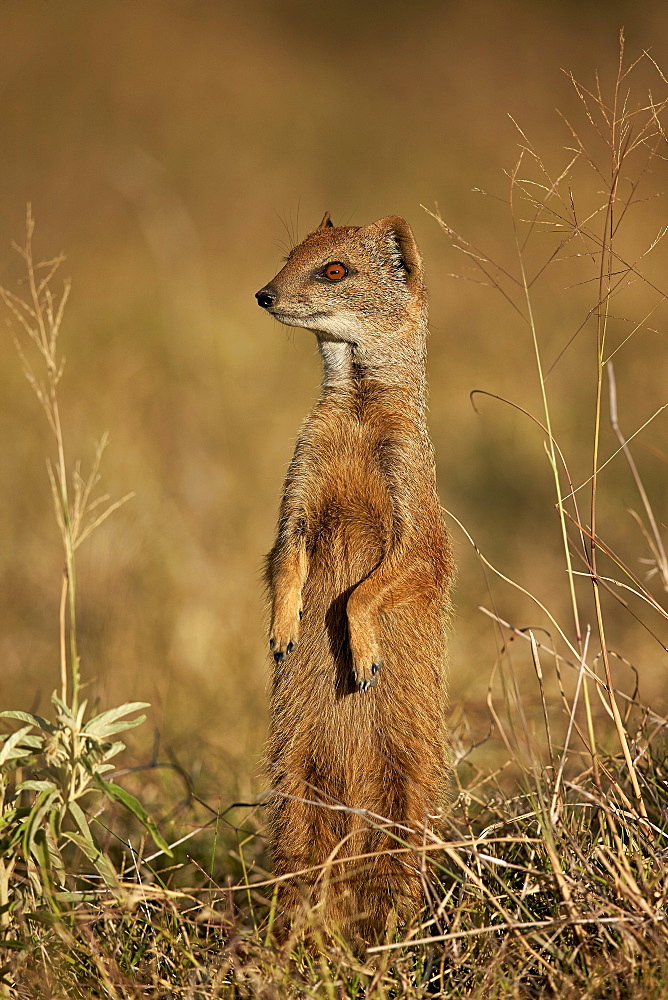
[2,30,668,1000]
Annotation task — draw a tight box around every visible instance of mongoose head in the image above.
[255,214,426,350]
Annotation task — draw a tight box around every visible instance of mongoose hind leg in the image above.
[268,772,350,936]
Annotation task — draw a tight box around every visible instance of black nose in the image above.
[256,286,276,309]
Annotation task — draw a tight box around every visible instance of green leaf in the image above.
[0,731,42,752]
[30,828,53,881]
[0,806,18,831]
[0,746,41,767]
[45,821,66,885]
[51,693,76,728]
[22,788,60,862]
[68,799,94,844]
[0,725,33,765]
[98,740,126,761]
[24,909,64,926]
[0,810,23,852]
[62,831,120,891]
[90,715,146,740]
[17,780,57,794]
[83,702,150,739]
[0,711,55,734]
[79,740,126,777]
[16,735,43,751]
[75,699,88,730]
[93,775,173,857]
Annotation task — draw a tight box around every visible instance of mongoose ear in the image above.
[374,216,423,292]
[318,212,334,230]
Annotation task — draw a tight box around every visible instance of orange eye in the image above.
[323,262,347,281]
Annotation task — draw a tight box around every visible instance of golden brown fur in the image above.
[255,213,453,942]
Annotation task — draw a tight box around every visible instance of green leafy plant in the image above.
[0,209,170,930]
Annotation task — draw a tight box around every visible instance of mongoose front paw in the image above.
[270,602,302,664]
[353,660,383,693]
[269,637,296,664]
[348,594,383,692]
[349,627,383,692]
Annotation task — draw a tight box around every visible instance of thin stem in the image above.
[590,40,647,819]
[510,161,583,648]
[59,569,68,704]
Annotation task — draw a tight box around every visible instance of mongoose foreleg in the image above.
[347,550,437,691]
[269,532,308,663]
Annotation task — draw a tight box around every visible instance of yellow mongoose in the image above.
[256,213,453,941]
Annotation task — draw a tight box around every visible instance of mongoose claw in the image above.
[353,668,380,693]
[270,638,296,664]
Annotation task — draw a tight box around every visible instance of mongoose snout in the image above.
[255,286,276,309]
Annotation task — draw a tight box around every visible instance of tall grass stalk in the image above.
[1,207,133,711]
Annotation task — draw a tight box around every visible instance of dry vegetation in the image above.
[1,10,668,1000]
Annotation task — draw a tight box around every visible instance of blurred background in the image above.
[1,0,667,812]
